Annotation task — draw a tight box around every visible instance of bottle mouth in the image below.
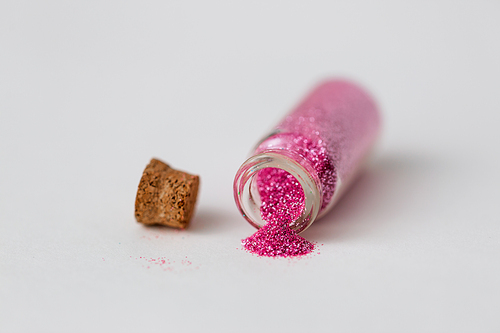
[233,150,322,233]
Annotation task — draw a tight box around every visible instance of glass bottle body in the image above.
[234,80,381,233]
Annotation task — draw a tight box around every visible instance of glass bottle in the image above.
[233,80,381,233]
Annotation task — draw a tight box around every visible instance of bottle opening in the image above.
[233,150,322,233]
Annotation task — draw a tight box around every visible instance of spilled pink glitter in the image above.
[242,167,315,257]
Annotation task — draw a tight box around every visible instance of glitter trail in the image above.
[242,167,314,257]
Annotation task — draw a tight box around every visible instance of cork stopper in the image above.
[135,158,199,229]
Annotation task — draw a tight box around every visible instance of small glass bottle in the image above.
[233,80,381,233]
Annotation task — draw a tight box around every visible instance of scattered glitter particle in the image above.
[133,256,199,272]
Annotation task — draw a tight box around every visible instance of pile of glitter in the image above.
[242,167,314,257]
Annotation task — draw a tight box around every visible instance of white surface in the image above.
[1,1,500,332]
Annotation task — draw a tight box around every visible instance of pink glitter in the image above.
[256,133,336,210]
[242,168,314,257]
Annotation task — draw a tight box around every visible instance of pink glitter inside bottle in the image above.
[234,80,381,257]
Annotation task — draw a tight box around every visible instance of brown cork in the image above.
[135,158,199,229]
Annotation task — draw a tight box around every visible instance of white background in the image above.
[1,1,500,332]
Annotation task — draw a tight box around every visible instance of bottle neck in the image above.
[233,149,323,233]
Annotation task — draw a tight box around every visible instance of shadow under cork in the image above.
[302,151,451,243]
[188,206,240,235]
[135,206,240,235]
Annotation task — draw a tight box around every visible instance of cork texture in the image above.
[135,158,199,229]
